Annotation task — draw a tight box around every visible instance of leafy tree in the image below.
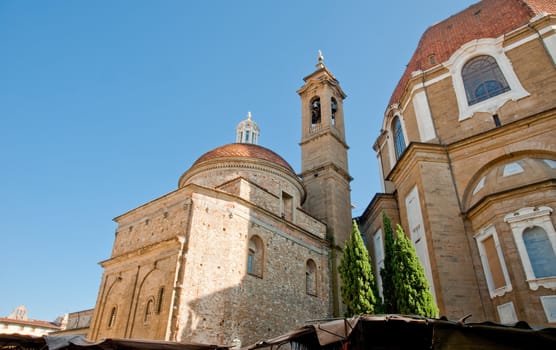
[339,220,380,316]
[380,212,398,314]
[392,224,439,317]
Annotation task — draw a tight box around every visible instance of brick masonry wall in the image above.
[176,192,330,346]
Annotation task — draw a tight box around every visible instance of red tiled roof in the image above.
[192,143,295,174]
[388,0,556,106]
[0,317,60,329]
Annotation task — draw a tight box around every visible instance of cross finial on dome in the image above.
[316,50,325,69]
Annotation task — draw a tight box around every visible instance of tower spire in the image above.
[316,49,325,69]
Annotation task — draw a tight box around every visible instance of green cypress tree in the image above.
[380,212,398,314]
[392,224,439,317]
[338,220,380,316]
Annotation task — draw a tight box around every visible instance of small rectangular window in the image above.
[540,295,556,323]
[281,191,293,221]
[497,302,518,324]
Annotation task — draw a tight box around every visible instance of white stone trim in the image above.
[405,186,436,300]
[504,206,556,290]
[474,224,513,298]
[412,90,436,142]
[540,295,556,323]
[445,38,529,121]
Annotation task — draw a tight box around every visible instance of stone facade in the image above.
[361,0,556,327]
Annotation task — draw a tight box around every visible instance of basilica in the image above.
[87,0,556,346]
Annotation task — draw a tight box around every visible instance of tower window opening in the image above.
[331,97,338,125]
[311,98,321,126]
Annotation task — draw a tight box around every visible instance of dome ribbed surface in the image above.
[192,143,295,174]
[389,0,556,106]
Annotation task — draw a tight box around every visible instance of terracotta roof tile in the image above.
[388,0,555,107]
[0,317,60,329]
[193,143,295,174]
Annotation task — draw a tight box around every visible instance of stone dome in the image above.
[191,143,295,174]
[178,144,303,201]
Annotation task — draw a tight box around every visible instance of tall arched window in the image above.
[462,55,510,105]
[108,306,117,328]
[247,236,264,277]
[143,298,154,324]
[523,226,556,278]
[505,206,556,290]
[311,97,321,126]
[330,97,338,125]
[306,259,317,296]
[392,116,406,159]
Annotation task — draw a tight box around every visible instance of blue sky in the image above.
[0,1,477,322]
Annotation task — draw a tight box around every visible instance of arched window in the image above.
[143,298,154,324]
[247,236,264,277]
[330,97,338,125]
[523,226,556,278]
[306,259,317,296]
[462,55,510,105]
[311,97,321,126]
[392,116,406,159]
[108,307,117,328]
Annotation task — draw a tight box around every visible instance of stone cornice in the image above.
[447,108,556,158]
[299,124,349,150]
[297,67,347,99]
[179,157,306,202]
[298,161,353,183]
[100,237,182,268]
[386,142,447,183]
[358,193,398,221]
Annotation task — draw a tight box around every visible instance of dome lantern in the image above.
[236,111,260,144]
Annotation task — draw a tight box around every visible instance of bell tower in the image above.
[298,52,352,246]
